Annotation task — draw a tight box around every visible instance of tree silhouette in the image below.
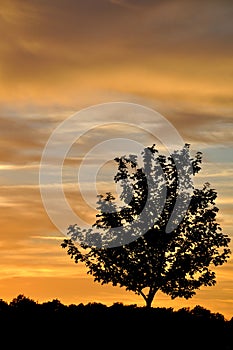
[9,294,37,312]
[62,144,231,307]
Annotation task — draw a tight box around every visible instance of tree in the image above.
[9,294,37,312]
[0,299,9,312]
[62,144,231,307]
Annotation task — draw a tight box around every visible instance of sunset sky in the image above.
[0,0,233,318]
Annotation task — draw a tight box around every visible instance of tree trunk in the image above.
[145,287,158,308]
[146,297,153,308]
[139,287,158,308]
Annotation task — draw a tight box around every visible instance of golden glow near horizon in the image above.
[0,0,232,318]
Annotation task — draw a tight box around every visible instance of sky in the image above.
[0,0,233,318]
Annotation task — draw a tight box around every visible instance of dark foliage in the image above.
[0,295,232,349]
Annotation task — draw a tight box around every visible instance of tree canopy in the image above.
[62,144,231,307]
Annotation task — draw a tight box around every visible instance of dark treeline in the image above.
[0,295,232,349]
